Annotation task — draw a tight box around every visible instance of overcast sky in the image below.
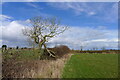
[1,2,118,50]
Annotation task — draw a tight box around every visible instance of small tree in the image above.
[16,46,19,49]
[2,45,7,52]
[23,16,68,58]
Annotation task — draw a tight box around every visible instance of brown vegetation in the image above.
[2,45,71,78]
[2,54,72,78]
[48,45,70,58]
[39,45,70,60]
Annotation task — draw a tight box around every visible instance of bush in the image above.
[48,45,70,58]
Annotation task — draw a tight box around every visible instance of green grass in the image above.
[17,49,40,60]
[62,54,118,78]
[2,49,40,60]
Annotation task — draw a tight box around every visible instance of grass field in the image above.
[62,54,118,78]
[2,49,119,78]
[2,49,40,60]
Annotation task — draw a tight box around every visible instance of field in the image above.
[2,49,119,78]
[2,49,40,60]
[62,54,118,78]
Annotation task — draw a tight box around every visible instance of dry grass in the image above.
[35,54,72,78]
[2,53,72,78]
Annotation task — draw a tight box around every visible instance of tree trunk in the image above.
[39,37,56,58]
[43,43,56,58]
[38,43,43,54]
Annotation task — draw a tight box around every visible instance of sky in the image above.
[0,2,119,50]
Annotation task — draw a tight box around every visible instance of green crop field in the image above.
[62,54,118,78]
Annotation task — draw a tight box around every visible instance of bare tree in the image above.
[22,16,68,58]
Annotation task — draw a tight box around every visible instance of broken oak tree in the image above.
[22,16,68,58]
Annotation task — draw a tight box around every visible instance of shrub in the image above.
[16,46,19,49]
[48,45,70,58]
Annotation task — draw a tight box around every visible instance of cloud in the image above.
[48,2,117,23]
[1,21,28,47]
[47,2,91,16]
[48,26,118,49]
[0,15,28,47]
[26,2,43,9]
[46,3,98,16]
[0,14,12,21]
[0,14,14,26]
[27,3,39,8]
[4,3,51,19]
[1,14,118,49]
[88,12,96,16]
[104,3,118,23]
